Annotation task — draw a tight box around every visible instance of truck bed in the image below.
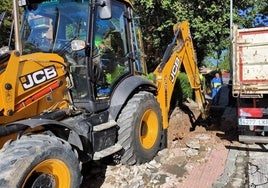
[232,25,268,97]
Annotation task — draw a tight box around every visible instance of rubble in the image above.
[81,107,230,188]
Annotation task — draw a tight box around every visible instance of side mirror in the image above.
[71,40,86,51]
[98,0,111,19]
[18,0,27,6]
[0,46,10,56]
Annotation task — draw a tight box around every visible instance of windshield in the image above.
[21,0,88,55]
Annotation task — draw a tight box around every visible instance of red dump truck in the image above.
[232,25,268,143]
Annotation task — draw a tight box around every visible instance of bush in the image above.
[178,73,193,100]
[170,72,193,110]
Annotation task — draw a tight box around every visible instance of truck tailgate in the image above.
[232,25,268,97]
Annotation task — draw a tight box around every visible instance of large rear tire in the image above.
[0,134,82,188]
[117,91,163,165]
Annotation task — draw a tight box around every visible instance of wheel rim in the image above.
[23,159,71,188]
[139,109,159,149]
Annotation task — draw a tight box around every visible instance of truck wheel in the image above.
[117,91,163,165]
[0,134,82,188]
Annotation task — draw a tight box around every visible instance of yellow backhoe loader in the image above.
[0,0,208,187]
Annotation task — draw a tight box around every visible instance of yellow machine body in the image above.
[153,21,208,129]
[0,52,69,124]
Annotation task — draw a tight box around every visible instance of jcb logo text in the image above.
[170,57,181,83]
[20,66,57,90]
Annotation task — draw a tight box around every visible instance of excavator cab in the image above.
[19,0,145,111]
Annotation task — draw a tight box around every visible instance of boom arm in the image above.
[153,21,208,129]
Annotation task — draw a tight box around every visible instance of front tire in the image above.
[0,134,82,188]
[117,91,163,165]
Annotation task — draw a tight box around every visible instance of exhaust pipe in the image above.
[12,0,22,54]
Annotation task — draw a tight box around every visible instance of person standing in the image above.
[211,72,223,105]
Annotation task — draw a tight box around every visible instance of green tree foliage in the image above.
[132,0,268,70]
[0,0,13,47]
[261,4,268,15]
[236,1,268,27]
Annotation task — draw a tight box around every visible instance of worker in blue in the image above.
[211,72,223,105]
